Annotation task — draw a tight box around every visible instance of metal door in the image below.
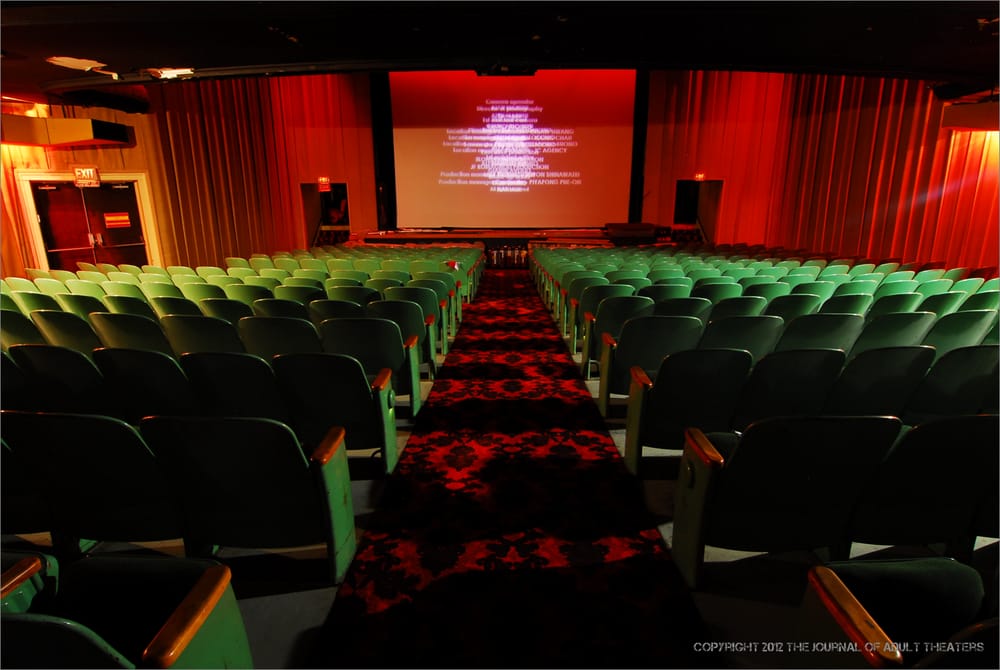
[31,181,148,271]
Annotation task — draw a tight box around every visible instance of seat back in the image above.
[639,348,753,450]
[197,297,253,326]
[850,311,937,358]
[273,284,324,305]
[1,310,47,350]
[652,296,713,323]
[92,347,195,423]
[1,410,182,542]
[223,283,273,306]
[252,297,309,320]
[731,349,847,431]
[707,415,902,550]
[53,293,107,322]
[917,291,970,317]
[308,299,365,327]
[922,310,998,361]
[8,343,106,414]
[140,414,356,582]
[319,317,406,380]
[179,351,288,421]
[148,295,202,319]
[850,415,999,546]
[179,282,227,302]
[959,290,1000,312]
[637,282,691,302]
[273,352,392,460]
[29,310,103,358]
[10,291,60,315]
[707,296,767,322]
[324,285,379,305]
[818,293,873,315]
[773,312,865,353]
[825,345,936,416]
[698,315,784,363]
[160,314,245,356]
[237,316,323,361]
[365,299,427,345]
[64,279,107,299]
[902,345,999,424]
[744,281,792,303]
[101,294,158,321]
[139,282,184,301]
[89,312,174,357]
[762,293,823,323]
[605,315,704,395]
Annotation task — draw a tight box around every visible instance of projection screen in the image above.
[390,70,636,229]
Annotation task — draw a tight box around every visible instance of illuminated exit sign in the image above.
[73,165,101,188]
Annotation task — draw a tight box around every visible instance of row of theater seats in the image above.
[621,342,998,470]
[4,263,471,352]
[3,410,358,586]
[595,305,996,410]
[4,316,417,477]
[670,414,999,591]
[2,550,256,668]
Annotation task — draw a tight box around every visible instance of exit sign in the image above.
[73,165,101,188]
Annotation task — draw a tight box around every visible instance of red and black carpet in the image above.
[321,269,710,668]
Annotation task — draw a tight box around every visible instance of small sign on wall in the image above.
[104,212,131,228]
[73,165,101,188]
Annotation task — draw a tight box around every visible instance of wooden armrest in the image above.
[560,288,568,296]
[807,566,902,668]
[447,290,455,298]
[570,298,580,308]
[424,314,435,326]
[371,367,392,393]
[403,334,419,350]
[438,299,447,309]
[310,425,347,465]
[0,556,43,599]
[683,427,725,468]
[630,365,653,390]
[583,311,596,323]
[142,565,232,668]
[601,332,618,349]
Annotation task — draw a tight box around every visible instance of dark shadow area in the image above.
[321,555,715,669]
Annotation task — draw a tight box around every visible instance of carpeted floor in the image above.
[318,270,712,668]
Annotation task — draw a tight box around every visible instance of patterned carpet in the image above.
[321,269,709,668]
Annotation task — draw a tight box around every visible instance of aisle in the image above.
[321,269,707,667]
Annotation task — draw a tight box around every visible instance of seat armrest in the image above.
[798,566,903,668]
[403,334,419,350]
[309,426,347,466]
[623,366,653,474]
[672,427,726,589]
[371,368,399,473]
[141,565,233,668]
[596,333,620,417]
[424,314,435,327]
[371,368,392,394]
[1,556,44,599]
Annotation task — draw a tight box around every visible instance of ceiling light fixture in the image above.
[144,67,195,80]
[45,56,119,80]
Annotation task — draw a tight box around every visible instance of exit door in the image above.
[31,181,148,271]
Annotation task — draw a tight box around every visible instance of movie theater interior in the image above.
[1,2,998,668]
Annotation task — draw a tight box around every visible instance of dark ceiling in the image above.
[2,1,998,113]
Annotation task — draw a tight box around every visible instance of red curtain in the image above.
[644,70,999,270]
[146,73,373,266]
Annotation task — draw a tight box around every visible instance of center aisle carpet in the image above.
[321,269,709,668]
